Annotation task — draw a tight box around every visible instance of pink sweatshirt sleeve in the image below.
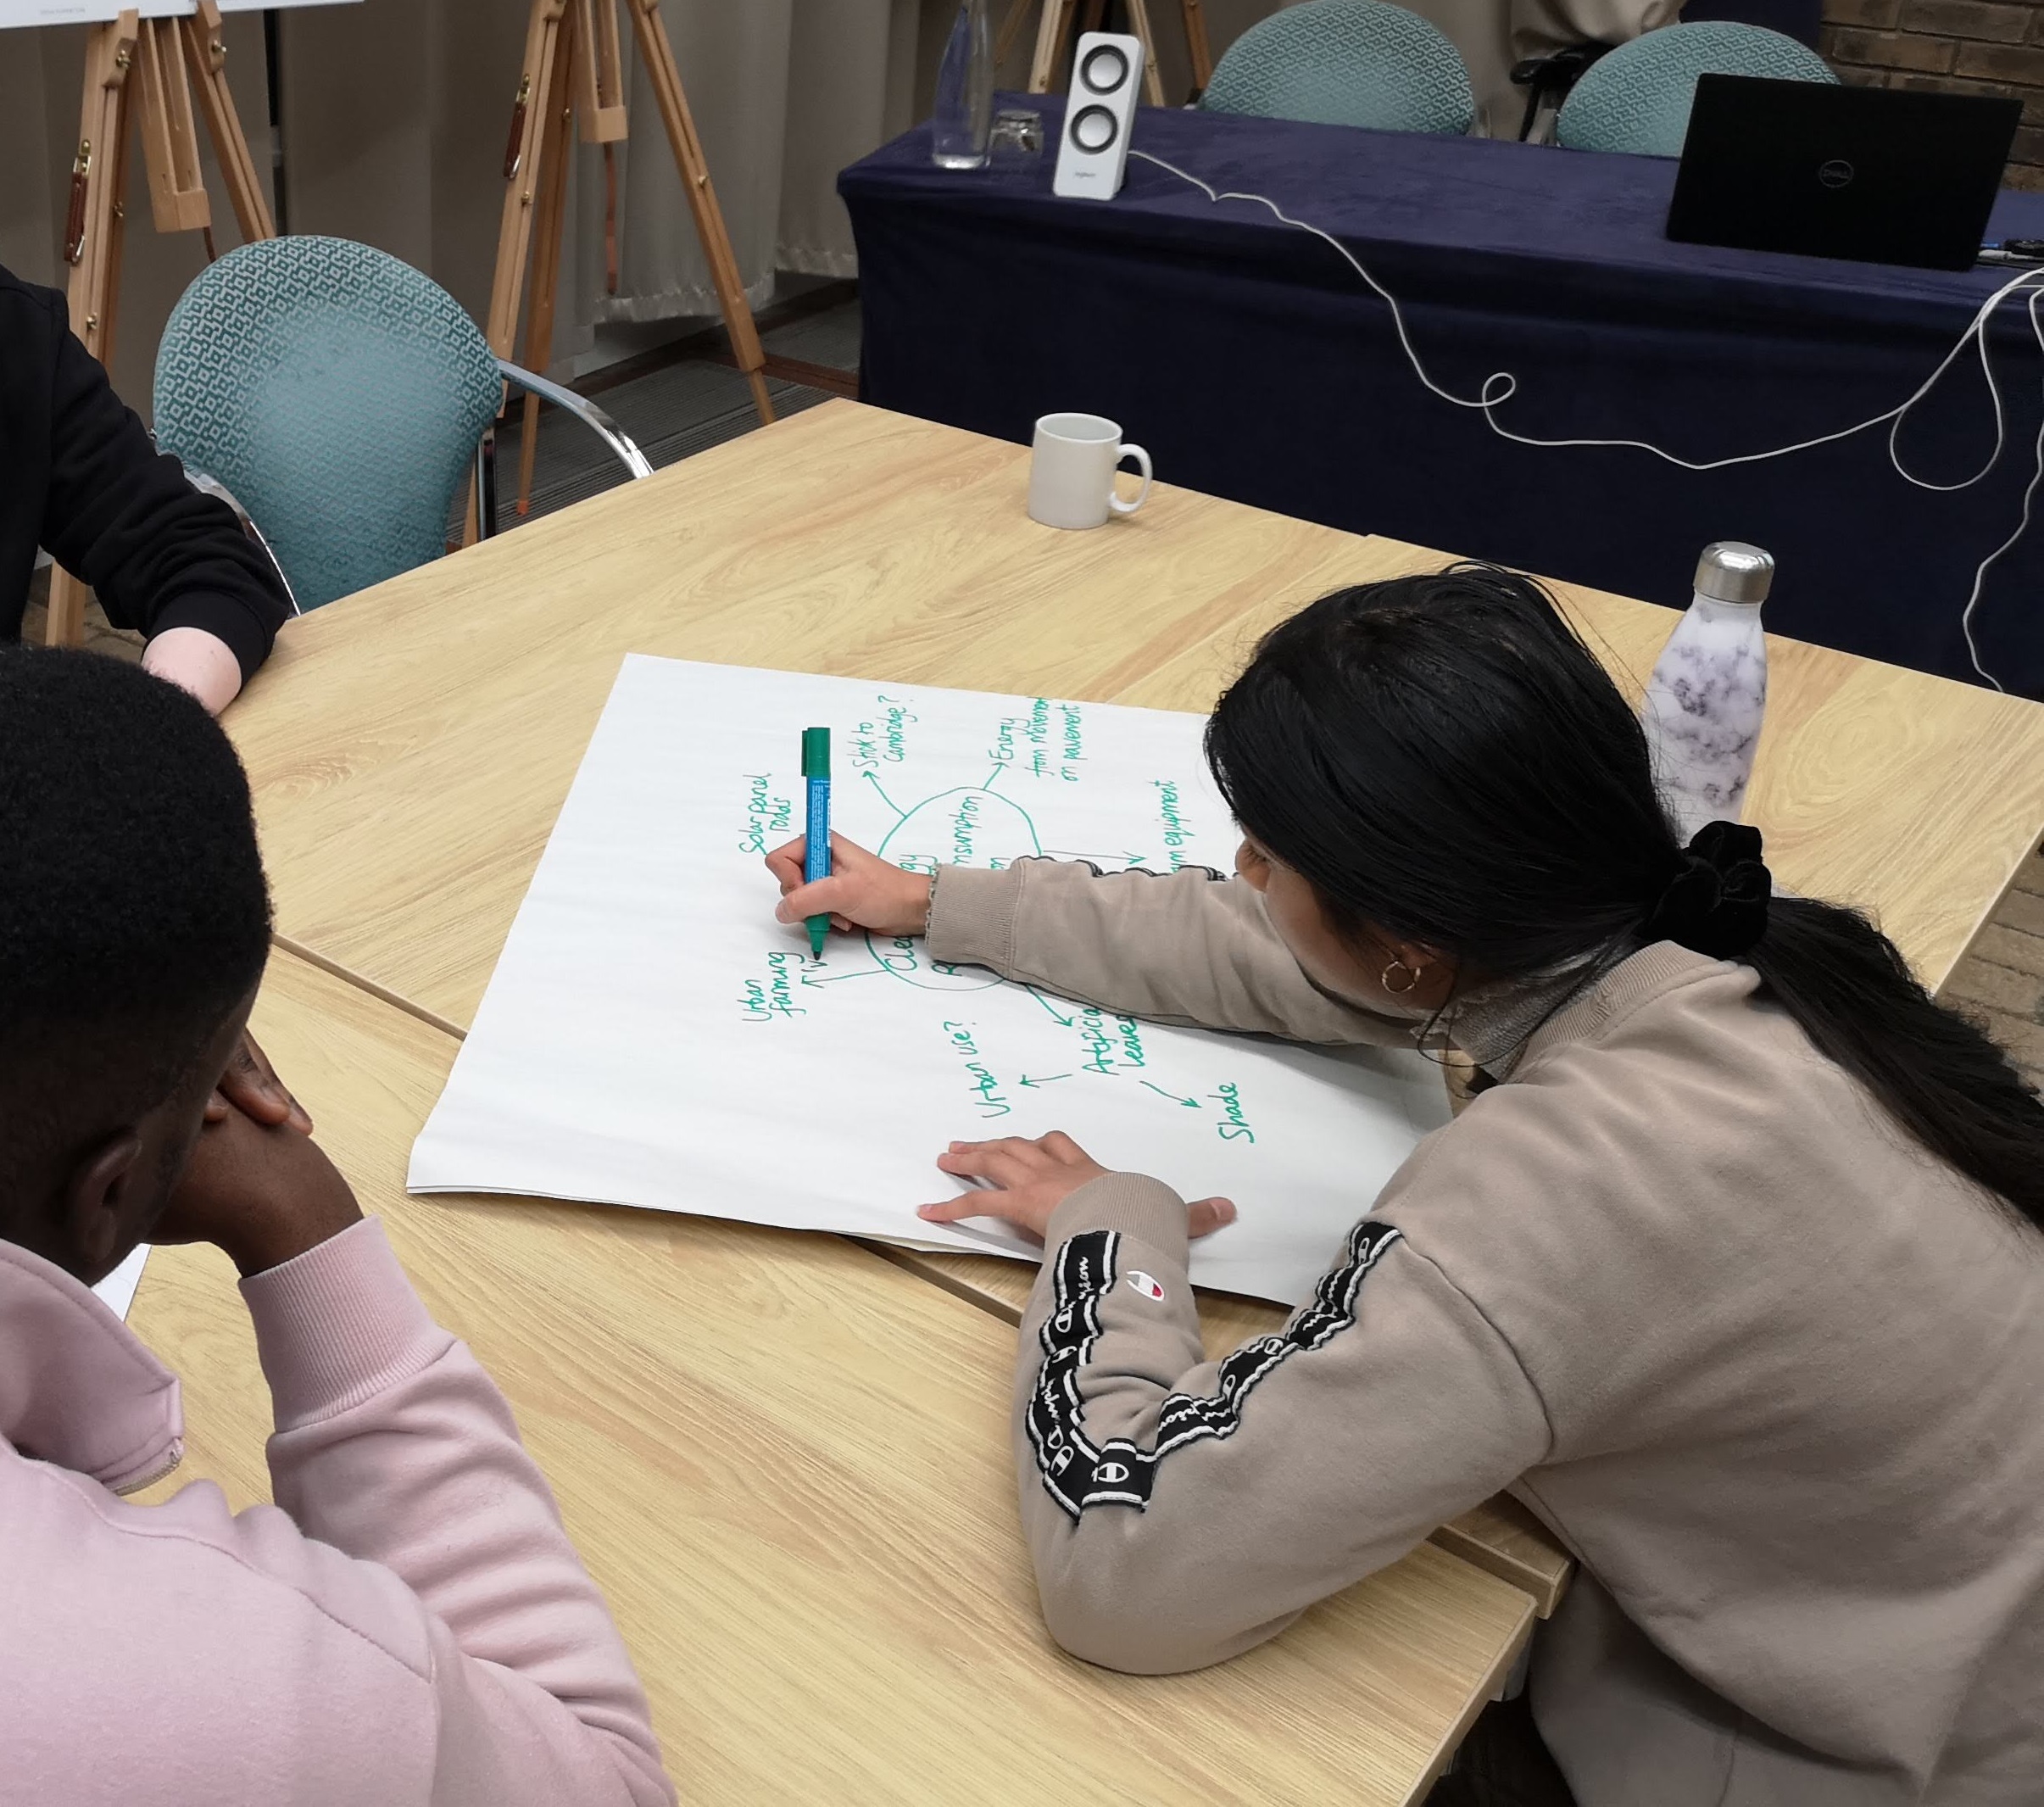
[241,1219,674,1807]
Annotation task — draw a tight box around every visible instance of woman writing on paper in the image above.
[767,566,2044,1807]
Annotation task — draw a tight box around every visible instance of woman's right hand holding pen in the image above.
[767,834,933,939]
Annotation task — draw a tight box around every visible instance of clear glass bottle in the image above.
[932,0,994,170]
[1643,543,1773,843]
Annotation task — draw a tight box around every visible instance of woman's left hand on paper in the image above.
[922,1130,1236,1241]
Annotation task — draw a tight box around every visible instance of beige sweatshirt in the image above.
[926,858,2044,1807]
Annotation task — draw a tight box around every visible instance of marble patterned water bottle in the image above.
[1642,543,1773,843]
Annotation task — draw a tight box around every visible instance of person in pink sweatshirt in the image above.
[0,644,675,1807]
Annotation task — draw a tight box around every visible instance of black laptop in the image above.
[1666,75,2021,272]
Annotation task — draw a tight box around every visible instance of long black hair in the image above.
[1205,565,2044,1235]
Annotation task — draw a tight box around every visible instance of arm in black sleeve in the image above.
[37,292,291,680]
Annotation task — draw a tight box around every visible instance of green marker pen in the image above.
[801,727,831,959]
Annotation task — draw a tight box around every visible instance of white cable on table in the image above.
[1128,147,2044,690]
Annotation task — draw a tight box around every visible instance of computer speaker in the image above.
[1053,31,1142,201]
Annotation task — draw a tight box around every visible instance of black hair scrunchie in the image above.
[1643,821,1772,958]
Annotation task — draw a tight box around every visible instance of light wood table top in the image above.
[128,949,1535,1805]
[230,399,2044,1033]
[224,395,2044,1637]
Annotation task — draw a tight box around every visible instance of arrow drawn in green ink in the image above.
[1018,1073,1072,1087]
[1141,1081,1201,1108]
[860,771,906,819]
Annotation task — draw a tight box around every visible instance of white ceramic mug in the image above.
[1028,412,1153,530]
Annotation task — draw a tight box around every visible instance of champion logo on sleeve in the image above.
[1026,1219,1404,1520]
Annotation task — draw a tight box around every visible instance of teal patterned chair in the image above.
[154,236,649,612]
[1201,0,1475,137]
[1555,22,1836,159]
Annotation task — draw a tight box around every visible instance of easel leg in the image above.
[47,4,267,646]
[995,0,1035,67]
[627,0,773,427]
[1123,0,1165,105]
[1180,0,1213,93]
[135,17,212,236]
[64,15,136,370]
[486,0,571,361]
[475,0,569,544]
[1030,0,1075,90]
[517,12,577,517]
[181,0,277,243]
[49,14,138,650]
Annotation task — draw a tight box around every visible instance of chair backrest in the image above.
[1200,0,1475,137]
[153,236,501,612]
[1555,20,1836,157]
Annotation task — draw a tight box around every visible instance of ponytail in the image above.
[1746,898,2044,1229]
[1206,566,2044,1235]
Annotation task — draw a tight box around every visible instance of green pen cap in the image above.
[801,727,830,778]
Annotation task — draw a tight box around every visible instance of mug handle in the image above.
[1110,443,1153,516]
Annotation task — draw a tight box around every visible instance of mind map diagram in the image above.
[732,689,1261,1152]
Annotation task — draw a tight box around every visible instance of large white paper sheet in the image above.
[409,657,1448,1308]
[92,1244,148,1321]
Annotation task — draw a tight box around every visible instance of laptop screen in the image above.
[1666,75,2020,272]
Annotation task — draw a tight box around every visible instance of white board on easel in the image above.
[0,1,358,27]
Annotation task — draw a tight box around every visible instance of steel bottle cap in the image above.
[1694,542,1774,605]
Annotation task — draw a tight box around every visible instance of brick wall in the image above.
[1822,0,2044,191]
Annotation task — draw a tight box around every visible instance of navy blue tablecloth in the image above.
[841,101,2044,694]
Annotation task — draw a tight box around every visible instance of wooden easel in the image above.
[46,0,275,647]
[487,0,771,521]
[1000,0,1217,104]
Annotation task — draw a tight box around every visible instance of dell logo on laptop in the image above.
[1818,159,1856,189]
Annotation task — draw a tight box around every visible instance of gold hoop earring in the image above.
[1382,957,1423,996]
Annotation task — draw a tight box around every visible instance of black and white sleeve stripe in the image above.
[1025,1218,1404,1520]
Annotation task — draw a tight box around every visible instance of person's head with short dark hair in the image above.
[0,646,270,1284]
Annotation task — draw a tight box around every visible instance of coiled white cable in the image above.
[1128,147,2044,691]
